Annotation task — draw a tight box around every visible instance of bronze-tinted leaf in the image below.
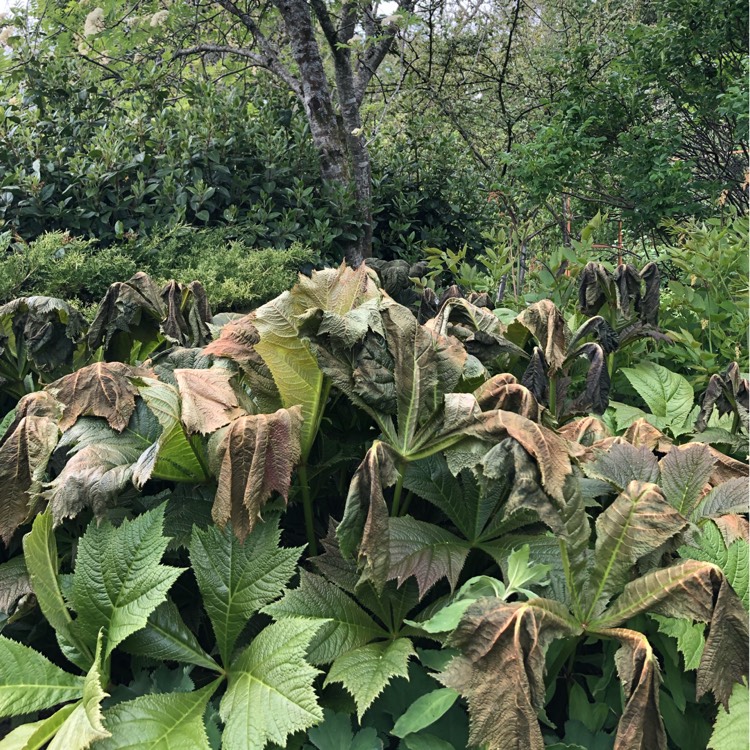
[617,322,672,347]
[638,262,660,325]
[212,406,303,542]
[46,361,143,432]
[658,443,715,517]
[712,514,750,544]
[521,347,548,404]
[622,419,672,453]
[0,415,59,544]
[160,279,212,346]
[707,446,748,485]
[558,416,611,447]
[695,374,725,432]
[613,264,642,319]
[606,627,667,750]
[569,342,610,415]
[517,300,569,372]
[337,442,398,591]
[174,368,245,434]
[578,262,610,316]
[439,598,579,750]
[0,556,32,620]
[569,315,619,355]
[584,443,660,490]
[700,478,750,518]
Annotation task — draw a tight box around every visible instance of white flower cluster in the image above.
[83,7,105,37]
[150,10,169,27]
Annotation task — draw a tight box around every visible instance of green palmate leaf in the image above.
[402,734,456,750]
[210,407,303,541]
[709,681,749,750]
[307,709,383,750]
[0,636,83,717]
[659,443,715,517]
[190,516,301,664]
[69,505,184,661]
[325,638,415,719]
[698,478,749,518]
[606,627,667,750]
[0,412,59,545]
[583,443,659,491]
[621,363,695,436]
[438,598,580,750]
[262,570,386,665]
[387,517,470,599]
[391,688,459,738]
[96,681,218,750]
[650,615,706,670]
[0,704,77,750]
[254,264,379,459]
[121,598,220,672]
[48,631,110,750]
[221,619,324,750]
[584,481,689,619]
[23,512,92,668]
[679,521,749,610]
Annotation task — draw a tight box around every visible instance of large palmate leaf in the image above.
[253,264,379,459]
[592,561,749,708]
[96,681,218,750]
[190,517,301,664]
[583,481,689,619]
[68,505,184,662]
[438,598,579,750]
[46,362,143,432]
[221,619,324,750]
[324,638,415,719]
[307,709,383,750]
[262,570,386,665]
[0,636,83,717]
[387,516,470,598]
[621,363,695,436]
[0,412,58,544]
[210,406,303,541]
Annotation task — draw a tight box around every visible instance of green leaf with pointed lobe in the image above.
[96,681,218,750]
[698,478,749,518]
[262,570,386,665]
[325,638,415,719]
[221,619,324,749]
[189,516,301,664]
[69,505,184,662]
[709,681,749,750]
[306,709,383,750]
[0,704,77,750]
[650,615,706,670]
[391,687,459,738]
[0,636,83,717]
[121,598,220,672]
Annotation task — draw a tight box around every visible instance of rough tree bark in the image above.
[177,0,414,266]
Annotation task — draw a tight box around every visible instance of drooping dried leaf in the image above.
[569,342,610,415]
[638,263,660,325]
[212,407,303,541]
[569,315,619,355]
[707,446,749,485]
[439,598,579,750]
[337,442,398,591]
[517,300,569,372]
[659,443,715,517]
[622,419,672,453]
[578,262,611,316]
[47,361,144,432]
[0,415,59,544]
[585,481,690,616]
[617,322,672,347]
[695,374,726,432]
[0,296,86,377]
[160,280,212,347]
[606,627,667,750]
[474,374,539,420]
[558,416,611,447]
[174,368,245,434]
[613,264,642,319]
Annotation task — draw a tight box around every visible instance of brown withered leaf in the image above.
[622,419,672,453]
[569,342,610,415]
[46,361,143,432]
[713,514,750,544]
[707,446,749,485]
[578,261,610,316]
[439,598,579,750]
[337,442,398,591]
[638,262,660,325]
[0,415,59,545]
[160,279,212,346]
[569,315,619,355]
[517,300,569,373]
[473,374,539,420]
[212,406,303,541]
[558,416,611,447]
[695,373,724,432]
[607,627,667,750]
[521,348,548,405]
[613,264,642,319]
[174,368,246,434]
